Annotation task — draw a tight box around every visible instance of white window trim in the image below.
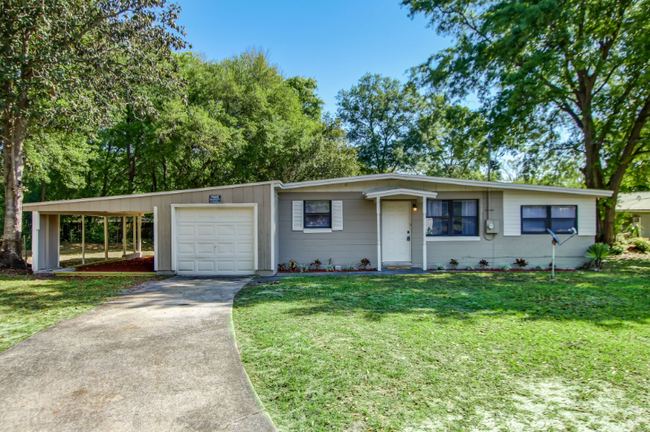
[427,236,481,242]
[303,228,333,234]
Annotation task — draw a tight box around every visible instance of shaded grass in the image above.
[0,275,164,352]
[233,257,650,431]
[57,243,154,267]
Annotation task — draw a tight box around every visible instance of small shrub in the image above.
[610,242,627,255]
[311,258,322,270]
[585,243,613,269]
[478,259,489,269]
[631,237,650,252]
[465,265,474,270]
[289,260,298,271]
[325,264,335,272]
[359,258,371,269]
[278,263,287,271]
[514,258,528,268]
[435,263,445,271]
[534,265,544,270]
[299,263,310,272]
[345,263,357,271]
[500,264,511,271]
[449,259,459,269]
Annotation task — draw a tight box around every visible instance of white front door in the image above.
[175,207,256,275]
[382,201,411,262]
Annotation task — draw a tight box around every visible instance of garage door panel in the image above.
[178,225,195,236]
[237,242,254,254]
[197,261,215,271]
[175,207,255,275]
[197,243,215,254]
[197,225,215,236]
[177,260,195,272]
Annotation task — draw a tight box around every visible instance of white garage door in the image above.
[175,207,256,275]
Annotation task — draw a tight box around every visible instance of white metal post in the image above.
[422,196,427,270]
[376,197,381,271]
[31,211,40,271]
[132,216,136,253]
[137,215,142,254]
[104,216,109,260]
[551,243,556,279]
[81,215,85,265]
[122,216,127,257]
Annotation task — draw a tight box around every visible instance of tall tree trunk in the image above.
[1,115,27,268]
[41,179,46,201]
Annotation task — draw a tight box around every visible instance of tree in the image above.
[337,74,425,173]
[416,96,492,179]
[0,0,186,267]
[403,0,650,243]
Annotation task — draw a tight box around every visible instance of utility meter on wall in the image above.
[485,219,500,234]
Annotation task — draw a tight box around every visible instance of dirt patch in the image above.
[76,256,154,273]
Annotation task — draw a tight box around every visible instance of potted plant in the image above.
[359,258,371,270]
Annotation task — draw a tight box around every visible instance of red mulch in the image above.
[76,256,155,273]
[278,268,377,273]
[429,268,575,272]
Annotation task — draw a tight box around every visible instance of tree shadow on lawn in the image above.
[235,270,650,326]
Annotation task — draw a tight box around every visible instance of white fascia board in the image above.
[280,173,614,197]
[23,181,281,209]
[364,188,439,199]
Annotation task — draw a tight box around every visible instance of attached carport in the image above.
[23,182,277,276]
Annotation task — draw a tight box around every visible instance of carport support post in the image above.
[376,197,381,271]
[104,216,109,260]
[137,215,142,254]
[81,215,85,265]
[132,216,136,253]
[122,216,127,257]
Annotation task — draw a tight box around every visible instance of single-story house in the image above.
[24,174,612,276]
[616,192,650,237]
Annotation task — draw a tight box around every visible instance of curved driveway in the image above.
[0,277,275,432]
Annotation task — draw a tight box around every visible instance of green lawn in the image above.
[0,275,163,352]
[233,256,650,431]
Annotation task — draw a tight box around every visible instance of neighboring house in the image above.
[617,192,650,237]
[24,174,612,275]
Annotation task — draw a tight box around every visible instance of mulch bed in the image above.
[429,268,576,272]
[278,268,377,273]
[76,256,155,273]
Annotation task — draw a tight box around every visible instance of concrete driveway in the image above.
[0,277,275,432]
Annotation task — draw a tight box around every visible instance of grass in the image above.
[233,253,650,431]
[0,275,163,353]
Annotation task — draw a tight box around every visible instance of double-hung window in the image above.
[426,200,478,236]
[521,205,577,234]
[304,200,331,228]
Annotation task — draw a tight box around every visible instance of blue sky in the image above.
[176,0,454,115]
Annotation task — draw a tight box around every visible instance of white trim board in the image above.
[23,181,280,208]
[280,173,613,197]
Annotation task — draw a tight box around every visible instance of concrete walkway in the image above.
[0,277,275,432]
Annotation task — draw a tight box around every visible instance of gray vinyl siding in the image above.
[35,214,59,270]
[425,191,594,269]
[278,192,379,268]
[25,183,275,273]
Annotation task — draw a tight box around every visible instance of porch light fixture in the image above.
[412,203,418,212]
